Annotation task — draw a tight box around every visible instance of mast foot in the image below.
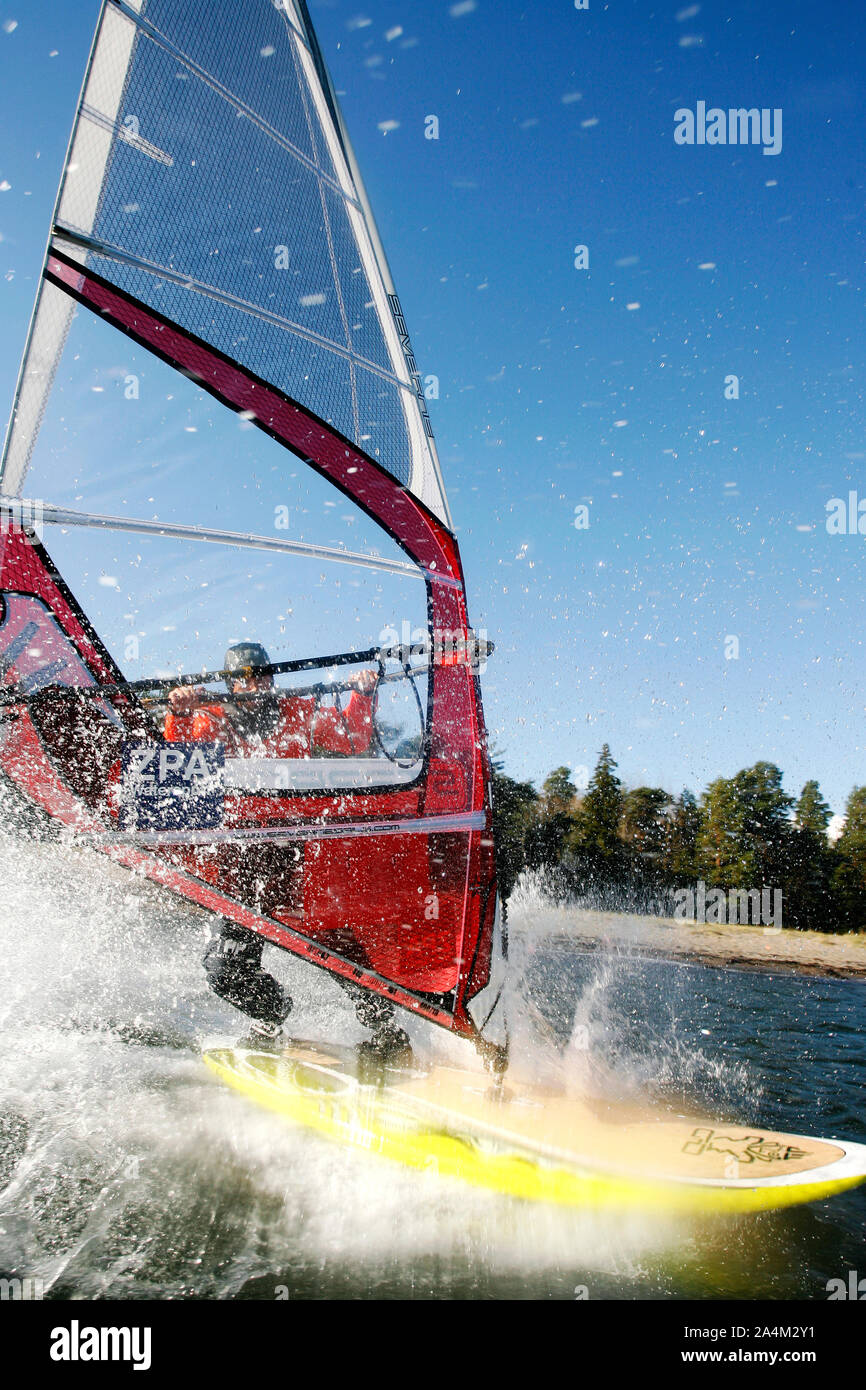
[475,1034,509,1082]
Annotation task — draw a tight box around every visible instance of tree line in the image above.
[491,744,866,933]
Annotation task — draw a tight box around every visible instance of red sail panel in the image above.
[1,256,498,1038]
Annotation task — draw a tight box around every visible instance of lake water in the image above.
[1,821,863,1301]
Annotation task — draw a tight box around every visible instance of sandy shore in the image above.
[514,905,866,981]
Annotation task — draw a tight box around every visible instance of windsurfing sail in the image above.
[0,0,504,1045]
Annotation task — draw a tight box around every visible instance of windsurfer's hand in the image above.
[350,669,378,696]
[168,685,206,715]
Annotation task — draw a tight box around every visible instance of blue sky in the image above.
[1,0,865,815]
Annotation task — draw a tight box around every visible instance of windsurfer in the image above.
[164,640,378,755]
[164,642,410,1054]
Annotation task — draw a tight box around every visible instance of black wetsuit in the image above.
[203,922,292,1027]
[203,921,402,1037]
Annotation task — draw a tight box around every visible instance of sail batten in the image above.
[50,227,423,397]
[0,495,424,578]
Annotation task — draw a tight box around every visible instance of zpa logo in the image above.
[120,743,225,831]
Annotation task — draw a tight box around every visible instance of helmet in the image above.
[223,642,272,678]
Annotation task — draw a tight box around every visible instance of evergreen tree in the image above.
[541,766,578,812]
[485,748,866,934]
[778,779,836,931]
[573,745,623,855]
[795,780,831,836]
[525,766,577,873]
[566,745,626,898]
[697,762,793,887]
[490,768,538,906]
[832,787,866,932]
[838,786,866,858]
[661,789,702,882]
[618,785,671,907]
[620,786,670,857]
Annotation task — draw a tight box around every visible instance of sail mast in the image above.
[1,1,143,497]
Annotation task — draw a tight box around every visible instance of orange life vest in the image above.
[164,691,373,758]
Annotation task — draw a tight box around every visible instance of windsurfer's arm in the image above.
[164,686,227,742]
[311,670,375,754]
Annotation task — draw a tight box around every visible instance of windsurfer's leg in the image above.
[351,989,394,1030]
[203,921,292,1028]
[338,979,411,1054]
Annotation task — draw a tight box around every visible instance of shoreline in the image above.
[513,905,866,981]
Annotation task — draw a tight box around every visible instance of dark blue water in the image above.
[0,826,863,1300]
